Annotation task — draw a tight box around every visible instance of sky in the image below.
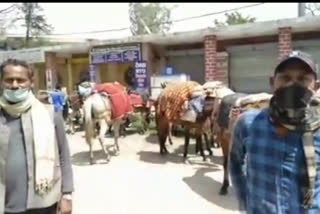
[1,3,300,40]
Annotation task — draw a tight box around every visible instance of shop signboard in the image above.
[123,50,140,62]
[90,43,142,64]
[0,48,45,64]
[91,52,105,64]
[134,61,149,94]
[105,51,123,63]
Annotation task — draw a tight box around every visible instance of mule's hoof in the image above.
[183,158,190,164]
[90,160,97,165]
[114,151,120,156]
[219,188,228,195]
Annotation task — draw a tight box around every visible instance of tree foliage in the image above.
[305,3,320,16]
[13,3,53,47]
[0,4,19,37]
[214,11,256,27]
[129,3,174,35]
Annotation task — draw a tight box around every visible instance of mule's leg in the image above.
[160,124,169,154]
[183,128,190,161]
[219,131,230,195]
[113,121,121,154]
[197,134,206,161]
[168,123,173,145]
[157,120,169,154]
[195,136,199,154]
[89,141,95,165]
[204,133,213,156]
[98,119,110,162]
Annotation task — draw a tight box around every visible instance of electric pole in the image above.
[298,2,306,17]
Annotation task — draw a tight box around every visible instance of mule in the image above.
[155,81,216,162]
[83,93,125,164]
[214,91,272,195]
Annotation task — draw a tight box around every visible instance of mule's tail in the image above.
[83,96,94,144]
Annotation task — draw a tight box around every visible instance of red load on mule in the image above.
[129,93,144,108]
[94,82,133,120]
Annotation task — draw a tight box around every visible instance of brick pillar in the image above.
[278,27,292,61]
[204,35,217,82]
[45,52,57,90]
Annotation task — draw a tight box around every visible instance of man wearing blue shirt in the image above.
[230,51,320,214]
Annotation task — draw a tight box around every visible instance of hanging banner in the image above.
[134,61,149,94]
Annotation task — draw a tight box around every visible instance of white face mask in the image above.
[78,86,91,97]
[3,88,30,103]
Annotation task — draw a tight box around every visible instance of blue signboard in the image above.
[123,50,140,62]
[91,52,105,64]
[134,61,149,93]
[105,51,123,63]
[90,44,142,64]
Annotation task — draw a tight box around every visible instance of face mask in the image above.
[270,83,315,128]
[273,83,313,110]
[3,88,30,103]
[78,86,91,97]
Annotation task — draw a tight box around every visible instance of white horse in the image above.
[83,92,125,164]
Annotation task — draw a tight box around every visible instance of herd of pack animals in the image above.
[38,79,273,196]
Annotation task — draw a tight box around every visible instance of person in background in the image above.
[230,51,320,214]
[50,84,66,115]
[0,59,74,214]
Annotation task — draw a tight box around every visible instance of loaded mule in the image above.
[83,82,132,164]
[214,89,272,195]
[155,81,216,161]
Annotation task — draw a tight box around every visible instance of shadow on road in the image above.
[145,132,158,144]
[137,151,183,164]
[137,150,222,169]
[71,145,117,166]
[183,167,237,211]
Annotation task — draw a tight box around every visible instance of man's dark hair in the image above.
[56,83,62,90]
[0,58,34,80]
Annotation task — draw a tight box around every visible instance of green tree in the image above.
[13,3,53,48]
[214,11,256,27]
[129,3,175,35]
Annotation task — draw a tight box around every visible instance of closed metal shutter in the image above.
[167,49,205,84]
[227,43,278,93]
[293,39,320,79]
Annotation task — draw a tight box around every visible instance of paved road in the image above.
[67,129,239,214]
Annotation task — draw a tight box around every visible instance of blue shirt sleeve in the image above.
[230,114,248,211]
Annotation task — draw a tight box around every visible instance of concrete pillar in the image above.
[278,27,292,61]
[45,52,57,90]
[204,35,217,82]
